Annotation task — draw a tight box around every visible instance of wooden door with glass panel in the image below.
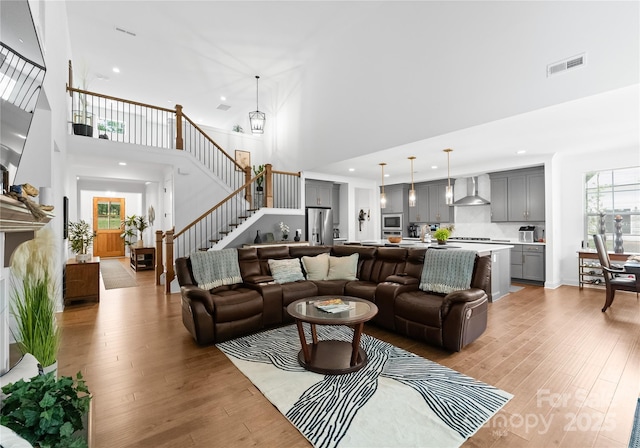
[93,197,125,257]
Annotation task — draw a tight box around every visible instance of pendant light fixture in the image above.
[379,162,387,209]
[408,156,416,207]
[249,75,266,134]
[444,148,453,205]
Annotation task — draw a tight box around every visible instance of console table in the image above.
[64,257,100,306]
[130,247,155,271]
[577,250,631,288]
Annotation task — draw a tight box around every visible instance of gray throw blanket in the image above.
[190,249,242,290]
[419,249,477,294]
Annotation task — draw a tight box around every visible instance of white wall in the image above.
[556,145,638,287]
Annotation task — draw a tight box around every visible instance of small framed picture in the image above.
[235,150,251,171]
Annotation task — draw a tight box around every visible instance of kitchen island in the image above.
[355,239,513,301]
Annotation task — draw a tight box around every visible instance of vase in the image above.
[283,234,288,240]
[76,253,91,263]
[42,360,58,378]
[254,230,261,244]
[294,231,300,242]
[135,240,144,248]
[599,212,606,240]
[614,215,624,253]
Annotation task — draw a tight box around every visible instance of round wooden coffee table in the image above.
[286,296,378,374]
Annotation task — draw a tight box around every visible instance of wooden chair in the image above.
[592,234,639,312]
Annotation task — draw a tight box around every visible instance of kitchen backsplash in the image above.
[449,204,545,241]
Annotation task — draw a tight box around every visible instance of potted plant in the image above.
[1,371,91,448]
[72,68,93,137]
[433,228,451,245]
[9,229,60,372]
[279,221,290,240]
[68,220,96,262]
[253,164,265,192]
[120,215,138,248]
[134,215,148,248]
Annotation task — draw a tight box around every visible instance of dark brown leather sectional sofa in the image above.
[176,244,491,352]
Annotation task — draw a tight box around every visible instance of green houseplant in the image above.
[121,214,148,248]
[0,371,91,448]
[433,228,451,245]
[67,220,96,263]
[253,164,265,191]
[9,229,60,371]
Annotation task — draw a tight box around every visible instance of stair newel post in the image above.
[165,228,175,294]
[244,165,252,206]
[155,230,164,286]
[175,104,184,150]
[265,163,273,208]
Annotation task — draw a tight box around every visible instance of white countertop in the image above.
[356,239,513,256]
[403,237,545,246]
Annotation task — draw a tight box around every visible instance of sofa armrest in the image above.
[180,285,215,315]
[441,288,487,316]
[385,274,419,286]
[374,279,421,330]
[243,275,275,285]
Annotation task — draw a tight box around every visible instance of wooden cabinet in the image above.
[578,251,628,288]
[64,257,100,306]
[130,247,155,271]
[305,181,332,207]
[490,167,545,223]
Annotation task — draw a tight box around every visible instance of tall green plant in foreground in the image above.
[10,228,60,368]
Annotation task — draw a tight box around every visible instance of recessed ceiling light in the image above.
[516,150,526,155]
[18,38,24,43]
[145,181,151,185]
[220,96,226,101]
[384,174,390,178]
[119,162,127,166]
[431,165,438,169]
[112,67,120,73]
[76,176,80,180]
[16,134,26,139]
[348,168,355,172]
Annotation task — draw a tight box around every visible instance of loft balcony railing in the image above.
[0,42,45,112]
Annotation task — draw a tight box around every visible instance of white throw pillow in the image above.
[0,425,33,448]
[268,258,305,284]
[327,253,359,281]
[301,253,330,281]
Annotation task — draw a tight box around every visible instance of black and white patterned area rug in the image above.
[217,325,512,448]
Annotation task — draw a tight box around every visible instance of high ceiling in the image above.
[65,1,639,183]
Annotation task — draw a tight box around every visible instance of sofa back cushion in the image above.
[289,245,331,258]
[238,248,261,278]
[331,245,376,279]
[257,246,290,274]
[327,253,359,280]
[301,253,330,280]
[267,258,305,283]
[361,247,407,283]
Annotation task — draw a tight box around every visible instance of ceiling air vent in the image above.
[114,26,137,37]
[216,104,231,111]
[547,53,585,77]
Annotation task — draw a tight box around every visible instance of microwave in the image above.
[382,213,403,231]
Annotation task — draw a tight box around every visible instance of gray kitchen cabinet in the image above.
[332,184,340,225]
[507,169,545,222]
[510,245,523,278]
[427,183,453,223]
[306,180,332,207]
[490,176,508,222]
[490,167,545,223]
[522,245,545,281]
[511,244,545,282]
[381,184,406,214]
[409,184,429,222]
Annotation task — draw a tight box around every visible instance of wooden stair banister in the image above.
[155,230,164,286]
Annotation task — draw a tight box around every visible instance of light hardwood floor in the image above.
[55,258,640,448]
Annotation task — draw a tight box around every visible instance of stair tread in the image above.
[219,231,230,235]
[229,223,240,227]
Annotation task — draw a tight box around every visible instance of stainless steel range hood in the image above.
[453,176,490,206]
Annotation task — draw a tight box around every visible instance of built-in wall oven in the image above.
[382,213,403,233]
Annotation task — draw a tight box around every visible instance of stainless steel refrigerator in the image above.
[306,206,333,246]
